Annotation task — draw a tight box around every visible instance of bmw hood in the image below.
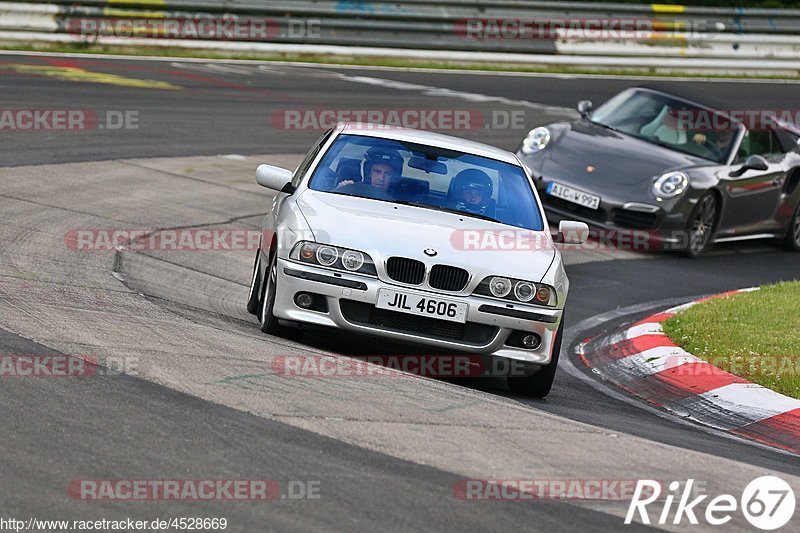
[295,190,556,282]
[540,120,707,187]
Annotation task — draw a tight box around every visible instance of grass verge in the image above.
[662,281,800,399]
[1,41,799,80]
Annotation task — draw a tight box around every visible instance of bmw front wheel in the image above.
[259,251,282,334]
[506,317,564,398]
[246,249,262,315]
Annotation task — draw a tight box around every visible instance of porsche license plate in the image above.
[547,182,601,210]
[376,289,467,323]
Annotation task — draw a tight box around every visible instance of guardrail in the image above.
[1,1,800,73]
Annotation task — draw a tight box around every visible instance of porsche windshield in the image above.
[308,134,544,231]
[590,89,740,163]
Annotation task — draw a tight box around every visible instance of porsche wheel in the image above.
[506,317,564,398]
[682,193,717,258]
[782,201,800,251]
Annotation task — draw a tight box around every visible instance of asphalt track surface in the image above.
[1,52,800,531]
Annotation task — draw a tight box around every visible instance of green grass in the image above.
[2,41,800,80]
[662,281,800,399]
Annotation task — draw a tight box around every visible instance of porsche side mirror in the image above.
[577,100,593,118]
[730,154,769,177]
[555,220,589,245]
[256,164,295,193]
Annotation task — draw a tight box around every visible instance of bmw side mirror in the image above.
[256,164,295,193]
[577,100,593,118]
[555,220,589,245]
[730,154,769,177]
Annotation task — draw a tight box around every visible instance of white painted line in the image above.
[331,73,574,115]
[664,288,758,314]
[696,383,800,424]
[613,346,701,377]
[665,301,698,314]
[169,62,259,76]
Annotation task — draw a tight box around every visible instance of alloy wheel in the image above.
[689,196,716,255]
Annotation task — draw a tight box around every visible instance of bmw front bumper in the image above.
[271,258,563,365]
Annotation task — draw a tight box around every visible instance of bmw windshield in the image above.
[590,89,741,163]
[308,134,544,231]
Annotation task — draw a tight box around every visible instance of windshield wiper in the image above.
[394,200,502,224]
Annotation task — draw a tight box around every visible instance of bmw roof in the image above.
[338,122,521,165]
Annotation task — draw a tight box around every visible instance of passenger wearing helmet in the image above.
[450,169,494,216]
[337,146,404,194]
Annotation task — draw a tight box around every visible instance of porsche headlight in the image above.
[653,172,688,199]
[290,242,377,276]
[475,276,557,307]
[521,127,551,155]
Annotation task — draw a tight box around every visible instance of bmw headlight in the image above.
[290,241,377,276]
[520,127,551,155]
[341,250,364,271]
[489,277,512,298]
[514,281,536,302]
[316,246,338,266]
[475,276,557,307]
[653,172,689,199]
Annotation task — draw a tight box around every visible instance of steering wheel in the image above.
[335,181,392,200]
[698,138,724,161]
[691,133,723,160]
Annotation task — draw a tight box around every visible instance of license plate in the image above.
[547,182,601,210]
[376,289,468,324]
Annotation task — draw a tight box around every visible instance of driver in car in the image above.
[450,169,494,216]
[337,147,404,193]
[691,129,735,160]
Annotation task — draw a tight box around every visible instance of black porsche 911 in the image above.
[516,87,800,257]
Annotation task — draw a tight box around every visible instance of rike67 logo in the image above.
[626,477,795,530]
